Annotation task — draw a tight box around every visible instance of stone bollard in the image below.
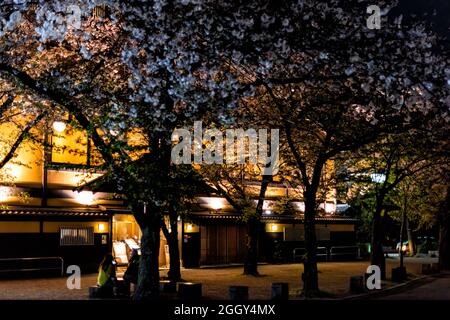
[160,280,177,293]
[391,266,407,282]
[89,286,100,298]
[271,283,289,300]
[178,282,202,299]
[114,279,130,298]
[89,286,113,298]
[229,286,249,300]
[349,276,365,294]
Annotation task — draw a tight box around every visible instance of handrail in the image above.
[0,256,64,276]
[293,247,328,261]
[330,246,360,258]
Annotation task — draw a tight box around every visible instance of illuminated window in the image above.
[60,227,94,246]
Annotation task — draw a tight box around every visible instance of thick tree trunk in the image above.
[243,175,271,276]
[161,213,182,281]
[371,200,386,280]
[302,190,319,296]
[167,233,181,280]
[439,186,450,270]
[244,217,260,275]
[134,219,161,300]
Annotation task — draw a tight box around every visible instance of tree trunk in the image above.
[244,217,260,275]
[302,190,319,296]
[134,217,161,300]
[167,233,181,280]
[161,213,181,281]
[243,175,271,276]
[406,216,415,256]
[399,200,406,268]
[439,186,450,270]
[371,200,386,280]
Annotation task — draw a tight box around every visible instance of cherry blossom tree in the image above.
[1,0,449,299]
[0,0,251,299]
[340,126,448,278]
[216,0,450,295]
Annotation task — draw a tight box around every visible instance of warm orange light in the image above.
[0,187,10,202]
[186,224,193,232]
[209,198,224,210]
[98,223,106,232]
[52,121,66,133]
[75,191,94,205]
[270,224,278,232]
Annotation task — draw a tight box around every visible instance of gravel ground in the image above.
[0,258,435,300]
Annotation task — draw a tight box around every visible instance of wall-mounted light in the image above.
[186,224,193,232]
[98,223,106,232]
[0,187,11,202]
[75,191,95,205]
[52,121,67,133]
[270,224,278,232]
[264,210,272,215]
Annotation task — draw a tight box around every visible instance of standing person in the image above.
[124,249,140,295]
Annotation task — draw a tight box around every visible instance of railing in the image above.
[293,247,328,262]
[0,257,64,276]
[329,246,360,260]
[382,246,397,257]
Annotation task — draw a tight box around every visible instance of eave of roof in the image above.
[188,211,358,223]
[0,206,111,217]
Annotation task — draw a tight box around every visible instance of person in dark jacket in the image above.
[123,249,140,284]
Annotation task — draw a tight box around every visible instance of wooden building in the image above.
[0,118,357,276]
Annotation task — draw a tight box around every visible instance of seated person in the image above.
[123,249,140,284]
[97,254,117,296]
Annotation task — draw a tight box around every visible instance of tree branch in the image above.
[0,111,47,169]
[0,63,118,165]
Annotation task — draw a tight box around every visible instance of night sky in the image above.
[394,0,450,40]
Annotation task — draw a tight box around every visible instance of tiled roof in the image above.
[0,207,110,217]
[189,211,358,223]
